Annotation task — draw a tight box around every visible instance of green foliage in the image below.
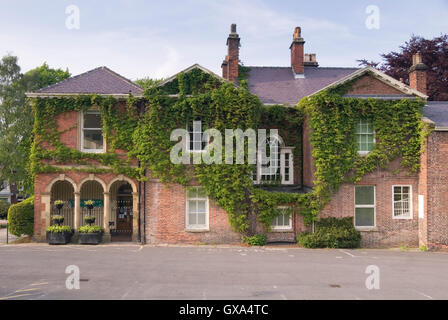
[0,200,10,219]
[46,225,73,234]
[22,63,71,92]
[134,77,162,90]
[78,225,103,233]
[0,57,70,194]
[7,196,34,236]
[29,95,140,179]
[420,245,427,252]
[297,217,361,248]
[297,91,428,223]
[243,234,267,246]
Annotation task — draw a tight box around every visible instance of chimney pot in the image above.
[231,24,237,34]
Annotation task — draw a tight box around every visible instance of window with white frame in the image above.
[356,119,375,154]
[354,186,375,227]
[187,120,207,153]
[393,186,412,219]
[253,136,294,185]
[271,207,292,230]
[81,111,104,153]
[186,187,209,231]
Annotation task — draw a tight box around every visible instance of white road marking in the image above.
[280,294,287,300]
[414,290,433,300]
[339,249,356,258]
[31,282,48,286]
[15,288,38,293]
[0,293,33,300]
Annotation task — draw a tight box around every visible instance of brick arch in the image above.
[45,174,78,193]
[78,174,107,192]
[106,175,137,194]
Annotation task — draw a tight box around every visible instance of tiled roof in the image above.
[423,101,448,128]
[247,66,360,105]
[33,66,143,95]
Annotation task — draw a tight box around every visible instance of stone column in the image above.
[74,192,81,230]
[103,192,111,242]
[41,192,51,241]
[132,192,139,242]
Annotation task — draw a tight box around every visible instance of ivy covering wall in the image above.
[29,68,430,236]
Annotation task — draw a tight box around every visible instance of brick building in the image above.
[27,25,448,249]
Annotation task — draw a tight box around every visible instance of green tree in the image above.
[0,56,70,194]
[134,77,162,90]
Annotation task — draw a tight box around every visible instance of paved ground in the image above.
[0,227,17,244]
[0,243,447,300]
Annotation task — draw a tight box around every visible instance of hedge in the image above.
[7,197,34,237]
[0,200,10,219]
[297,217,361,249]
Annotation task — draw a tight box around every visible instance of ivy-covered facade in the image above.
[27,26,448,249]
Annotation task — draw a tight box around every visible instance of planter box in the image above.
[46,231,73,245]
[78,232,103,245]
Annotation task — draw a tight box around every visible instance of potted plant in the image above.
[46,214,74,245]
[78,215,103,245]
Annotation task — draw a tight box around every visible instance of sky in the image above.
[0,0,447,81]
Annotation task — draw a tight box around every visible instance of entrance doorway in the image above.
[111,183,133,242]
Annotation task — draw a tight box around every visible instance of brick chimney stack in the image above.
[408,53,428,95]
[290,27,305,77]
[221,24,240,82]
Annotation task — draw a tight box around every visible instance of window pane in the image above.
[355,208,375,226]
[188,213,197,225]
[84,113,102,128]
[83,130,103,150]
[197,200,206,213]
[355,186,374,205]
[188,200,197,214]
[197,212,206,225]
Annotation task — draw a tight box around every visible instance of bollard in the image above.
[6,223,8,244]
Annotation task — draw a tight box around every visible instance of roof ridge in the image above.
[101,66,143,91]
[34,66,143,94]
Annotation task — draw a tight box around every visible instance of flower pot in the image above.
[46,231,73,245]
[78,232,103,245]
[56,203,64,210]
[86,204,94,210]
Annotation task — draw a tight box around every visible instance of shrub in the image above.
[47,225,73,233]
[243,234,267,246]
[0,200,10,219]
[297,217,361,249]
[7,197,34,237]
[79,225,103,233]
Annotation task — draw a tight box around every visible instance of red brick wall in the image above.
[320,158,419,248]
[424,131,448,249]
[144,178,241,244]
[347,75,405,95]
[302,116,314,188]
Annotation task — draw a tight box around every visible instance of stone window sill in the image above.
[186,229,210,233]
[356,226,379,232]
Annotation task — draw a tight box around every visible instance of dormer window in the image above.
[81,111,104,153]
